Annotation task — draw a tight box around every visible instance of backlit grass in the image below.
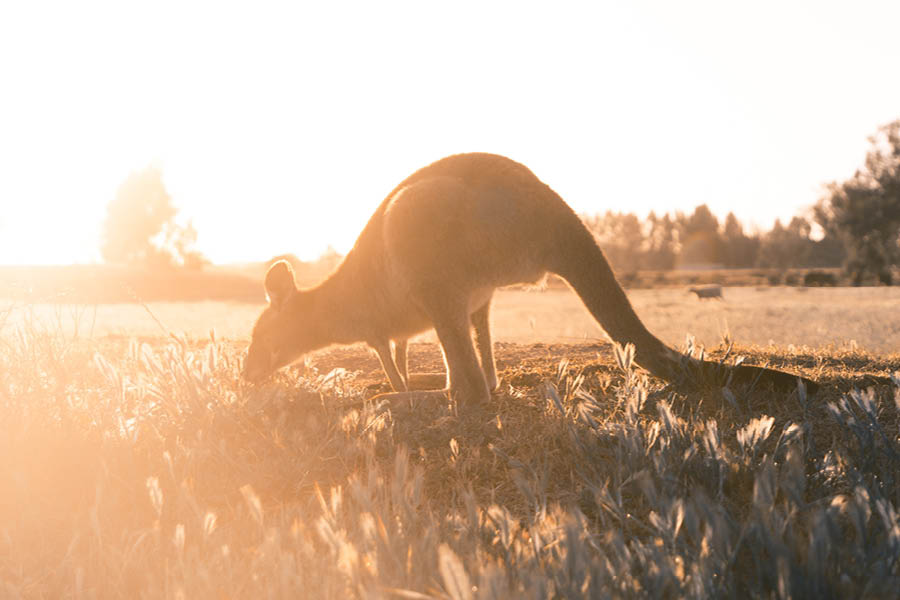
[1,316,898,597]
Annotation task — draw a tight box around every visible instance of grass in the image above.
[1,302,899,598]
[5,285,900,353]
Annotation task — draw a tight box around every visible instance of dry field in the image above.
[4,285,899,352]
[1,287,899,597]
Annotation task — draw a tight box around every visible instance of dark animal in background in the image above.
[688,285,723,300]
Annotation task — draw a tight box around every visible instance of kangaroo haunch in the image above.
[243,153,818,400]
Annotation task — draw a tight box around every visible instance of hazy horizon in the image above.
[2,0,899,266]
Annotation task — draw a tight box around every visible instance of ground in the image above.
[1,287,899,597]
[5,285,900,351]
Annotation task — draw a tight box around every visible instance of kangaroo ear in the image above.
[264,260,297,309]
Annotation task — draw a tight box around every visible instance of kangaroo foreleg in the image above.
[393,339,409,384]
[391,339,446,390]
[372,340,408,392]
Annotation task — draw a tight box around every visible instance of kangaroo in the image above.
[243,153,817,400]
[688,285,723,300]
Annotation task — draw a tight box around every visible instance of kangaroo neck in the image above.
[302,256,371,346]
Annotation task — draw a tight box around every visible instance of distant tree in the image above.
[101,167,207,269]
[757,219,787,268]
[806,233,846,268]
[757,217,815,269]
[170,220,209,270]
[644,212,678,270]
[721,212,760,268]
[815,119,900,285]
[677,204,722,266]
[586,211,645,273]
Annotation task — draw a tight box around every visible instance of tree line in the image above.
[584,205,846,274]
[578,119,900,284]
[100,120,900,284]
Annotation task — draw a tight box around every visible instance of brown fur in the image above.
[244,153,818,401]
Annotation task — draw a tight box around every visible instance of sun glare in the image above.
[1,1,899,266]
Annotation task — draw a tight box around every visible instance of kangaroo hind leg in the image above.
[430,304,491,404]
[471,300,499,392]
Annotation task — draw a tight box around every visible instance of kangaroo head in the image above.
[243,260,314,382]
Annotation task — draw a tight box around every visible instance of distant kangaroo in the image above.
[243,153,817,401]
[689,285,723,300]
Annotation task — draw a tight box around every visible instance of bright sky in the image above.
[1,0,899,265]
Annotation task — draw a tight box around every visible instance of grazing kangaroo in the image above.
[688,285,723,300]
[243,153,817,400]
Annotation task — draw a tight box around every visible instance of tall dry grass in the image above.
[1,309,898,598]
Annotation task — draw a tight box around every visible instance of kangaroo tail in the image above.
[547,211,818,394]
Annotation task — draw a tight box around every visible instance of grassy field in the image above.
[1,288,899,597]
[4,285,899,353]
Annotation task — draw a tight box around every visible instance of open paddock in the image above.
[3,285,897,355]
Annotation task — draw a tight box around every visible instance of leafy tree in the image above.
[757,217,814,269]
[587,211,645,273]
[677,204,722,266]
[815,120,900,284]
[644,212,678,270]
[806,233,846,268]
[721,212,760,268]
[101,167,207,269]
